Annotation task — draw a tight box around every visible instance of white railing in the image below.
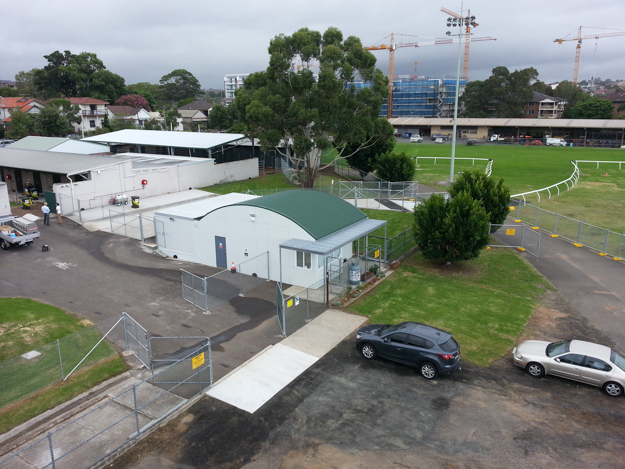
[412,156,493,177]
[511,160,580,203]
[575,160,625,170]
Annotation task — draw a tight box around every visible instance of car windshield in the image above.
[546,340,570,357]
[439,337,458,353]
[380,324,406,336]
[611,350,625,372]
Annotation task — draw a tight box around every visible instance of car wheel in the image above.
[0,240,9,250]
[603,382,624,397]
[527,362,545,378]
[360,343,377,360]
[420,361,438,380]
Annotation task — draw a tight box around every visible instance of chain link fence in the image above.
[0,314,144,411]
[511,200,625,259]
[488,224,541,259]
[0,344,212,469]
[181,252,269,312]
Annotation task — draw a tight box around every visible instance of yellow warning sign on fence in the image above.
[506,228,516,236]
[375,249,380,259]
[287,299,293,308]
[192,352,205,370]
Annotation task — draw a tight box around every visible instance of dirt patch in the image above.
[404,256,483,278]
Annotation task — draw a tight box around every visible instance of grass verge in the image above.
[0,356,128,435]
[348,248,554,367]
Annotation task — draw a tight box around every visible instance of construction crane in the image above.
[441,7,478,81]
[554,26,625,85]
[366,33,496,118]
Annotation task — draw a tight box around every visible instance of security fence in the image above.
[511,201,625,259]
[278,285,328,337]
[0,345,212,469]
[0,313,145,411]
[109,209,154,241]
[488,224,541,259]
[181,252,269,312]
[369,227,417,262]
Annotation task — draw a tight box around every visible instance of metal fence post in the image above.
[57,339,64,380]
[577,221,583,243]
[133,385,141,435]
[604,229,610,254]
[619,233,625,257]
[139,213,144,241]
[123,312,129,351]
[203,277,208,312]
[77,199,83,223]
[47,432,56,469]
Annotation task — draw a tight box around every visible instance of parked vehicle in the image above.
[356,321,461,379]
[512,339,625,397]
[434,138,444,144]
[410,135,423,143]
[0,139,15,147]
[431,133,449,141]
[0,216,40,250]
[546,138,567,147]
[490,134,505,142]
[402,132,412,138]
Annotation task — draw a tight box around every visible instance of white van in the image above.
[546,138,567,147]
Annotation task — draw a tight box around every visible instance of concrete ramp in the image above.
[206,310,367,413]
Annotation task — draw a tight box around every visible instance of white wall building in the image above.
[107,106,152,128]
[154,190,386,288]
[68,97,109,135]
[224,74,249,104]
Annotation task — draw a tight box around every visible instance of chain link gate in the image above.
[181,269,208,311]
[149,336,212,399]
[489,224,541,259]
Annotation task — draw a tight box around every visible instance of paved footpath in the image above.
[505,225,625,346]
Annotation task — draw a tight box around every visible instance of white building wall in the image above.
[155,203,352,287]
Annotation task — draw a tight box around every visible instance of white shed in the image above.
[154,190,386,288]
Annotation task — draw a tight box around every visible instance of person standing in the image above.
[41,202,50,226]
[56,203,62,224]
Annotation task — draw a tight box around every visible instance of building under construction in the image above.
[378,76,467,118]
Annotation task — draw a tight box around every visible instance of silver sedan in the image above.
[512,339,625,397]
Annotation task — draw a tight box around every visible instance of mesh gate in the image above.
[489,224,541,259]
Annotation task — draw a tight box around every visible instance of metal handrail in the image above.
[511,160,579,203]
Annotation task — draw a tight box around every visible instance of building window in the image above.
[90,120,96,128]
[527,110,535,115]
[296,251,311,269]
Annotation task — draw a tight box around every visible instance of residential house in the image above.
[599,92,625,119]
[0,80,16,89]
[179,109,208,124]
[523,92,566,119]
[224,74,249,105]
[0,97,44,128]
[178,100,212,117]
[67,97,109,135]
[107,106,152,128]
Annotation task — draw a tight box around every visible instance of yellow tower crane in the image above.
[366,34,496,118]
[554,26,625,85]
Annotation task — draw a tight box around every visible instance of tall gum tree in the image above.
[234,27,390,188]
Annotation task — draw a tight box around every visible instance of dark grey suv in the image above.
[356,322,461,379]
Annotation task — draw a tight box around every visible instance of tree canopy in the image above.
[346,118,395,174]
[115,94,152,111]
[159,69,202,104]
[34,103,78,137]
[552,81,591,117]
[568,97,614,119]
[375,152,415,182]
[413,192,490,263]
[32,50,125,101]
[6,109,36,139]
[461,66,538,118]
[234,27,389,188]
[448,170,510,231]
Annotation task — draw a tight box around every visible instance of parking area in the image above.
[110,291,625,468]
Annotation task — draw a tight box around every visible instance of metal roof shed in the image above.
[153,190,387,299]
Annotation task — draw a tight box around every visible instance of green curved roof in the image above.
[232,190,366,240]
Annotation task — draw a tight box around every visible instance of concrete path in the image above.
[206,310,367,413]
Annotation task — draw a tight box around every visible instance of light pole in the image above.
[446,6,477,184]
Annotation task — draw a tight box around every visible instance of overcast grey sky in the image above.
[2,0,624,90]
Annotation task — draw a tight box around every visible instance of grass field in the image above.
[397,143,625,232]
[0,298,128,430]
[349,249,554,366]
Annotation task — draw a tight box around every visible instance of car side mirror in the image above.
[383,337,390,343]
[554,358,561,363]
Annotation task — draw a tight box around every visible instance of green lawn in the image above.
[349,249,554,367]
[0,298,128,429]
[397,143,625,232]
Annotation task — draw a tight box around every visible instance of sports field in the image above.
[397,143,625,233]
